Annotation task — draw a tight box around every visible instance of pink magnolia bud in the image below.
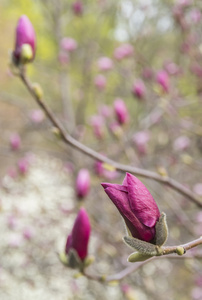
[133,131,150,155]
[132,80,146,100]
[114,98,129,125]
[90,115,105,139]
[76,169,90,199]
[94,74,107,91]
[101,173,160,242]
[72,1,83,16]
[10,133,21,151]
[156,70,170,93]
[164,61,180,76]
[114,44,134,60]
[13,15,36,65]
[65,208,91,260]
[60,37,77,52]
[97,57,113,71]
[17,157,29,175]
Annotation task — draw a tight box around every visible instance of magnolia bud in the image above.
[13,15,36,65]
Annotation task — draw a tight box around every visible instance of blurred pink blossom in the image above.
[76,169,90,199]
[97,57,113,71]
[192,287,202,300]
[72,1,83,16]
[156,70,170,93]
[10,133,21,151]
[133,131,150,155]
[90,115,105,139]
[60,37,77,52]
[23,227,35,240]
[17,157,30,175]
[94,74,107,91]
[132,79,146,99]
[114,44,134,60]
[7,215,18,230]
[164,61,180,75]
[173,135,190,152]
[189,9,201,24]
[29,109,44,124]
[114,98,129,125]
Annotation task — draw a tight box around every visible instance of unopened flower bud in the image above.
[72,1,83,16]
[65,208,91,263]
[10,133,21,151]
[114,98,129,125]
[132,80,146,100]
[114,44,134,60]
[97,57,113,71]
[60,37,77,52]
[156,70,170,93]
[76,169,90,199]
[13,15,36,65]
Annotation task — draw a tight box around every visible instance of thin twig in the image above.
[19,70,202,208]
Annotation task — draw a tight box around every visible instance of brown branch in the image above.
[19,70,202,208]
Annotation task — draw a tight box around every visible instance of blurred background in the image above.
[0,0,202,299]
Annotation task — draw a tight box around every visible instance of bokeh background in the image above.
[0,0,202,299]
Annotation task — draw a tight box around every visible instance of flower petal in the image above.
[125,173,160,227]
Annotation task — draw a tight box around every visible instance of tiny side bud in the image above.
[32,83,43,100]
[176,246,185,256]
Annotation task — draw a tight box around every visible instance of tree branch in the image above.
[19,69,202,208]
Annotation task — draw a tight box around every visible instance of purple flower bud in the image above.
[65,208,91,260]
[10,133,21,151]
[132,80,146,100]
[101,173,160,242]
[114,98,129,125]
[17,157,29,175]
[97,57,113,71]
[72,1,83,16]
[114,44,134,60]
[156,70,170,93]
[60,37,77,52]
[94,74,107,91]
[13,15,36,65]
[76,169,90,199]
